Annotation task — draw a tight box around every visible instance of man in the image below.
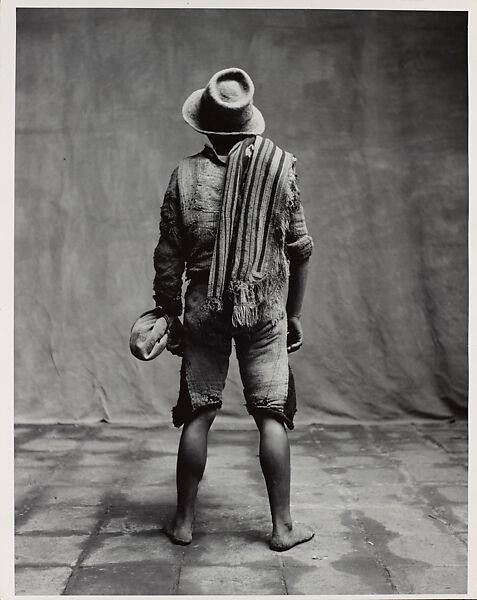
[150,68,313,551]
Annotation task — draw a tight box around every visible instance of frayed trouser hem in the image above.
[245,365,297,430]
[246,405,295,430]
[172,360,223,428]
[172,360,297,430]
[172,400,222,428]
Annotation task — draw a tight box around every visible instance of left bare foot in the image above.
[163,518,193,546]
[269,522,314,552]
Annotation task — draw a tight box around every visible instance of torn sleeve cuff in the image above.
[153,291,183,317]
[286,234,314,262]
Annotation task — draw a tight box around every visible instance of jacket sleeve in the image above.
[152,167,185,316]
[285,158,314,262]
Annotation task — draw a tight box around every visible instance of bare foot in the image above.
[269,522,314,552]
[163,518,193,546]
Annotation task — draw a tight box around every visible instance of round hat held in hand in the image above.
[129,308,170,361]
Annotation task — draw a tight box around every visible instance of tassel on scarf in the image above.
[229,259,288,327]
[230,281,258,327]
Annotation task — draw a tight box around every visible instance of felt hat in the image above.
[182,67,265,136]
[129,308,170,361]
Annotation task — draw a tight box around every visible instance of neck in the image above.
[208,134,248,156]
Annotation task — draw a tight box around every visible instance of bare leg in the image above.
[165,406,217,545]
[253,411,314,551]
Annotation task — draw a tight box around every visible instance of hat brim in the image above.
[182,88,265,136]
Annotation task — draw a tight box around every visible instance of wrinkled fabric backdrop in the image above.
[15,9,468,424]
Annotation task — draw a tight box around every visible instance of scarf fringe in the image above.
[229,259,288,327]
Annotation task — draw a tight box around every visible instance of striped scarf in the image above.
[207,135,294,327]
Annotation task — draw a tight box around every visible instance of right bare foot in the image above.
[163,518,193,546]
[269,522,314,552]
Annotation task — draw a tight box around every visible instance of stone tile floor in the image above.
[14,420,468,595]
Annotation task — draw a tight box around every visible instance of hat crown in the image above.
[207,69,254,110]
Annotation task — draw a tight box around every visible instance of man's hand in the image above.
[166,317,184,356]
[287,316,303,353]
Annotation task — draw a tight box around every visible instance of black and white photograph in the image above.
[1,1,473,597]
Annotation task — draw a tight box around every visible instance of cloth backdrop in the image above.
[14,9,468,424]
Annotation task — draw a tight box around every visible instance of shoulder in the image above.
[176,151,200,189]
[265,138,297,181]
[260,136,295,160]
[177,149,209,177]
[174,149,213,202]
[178,148,208,168]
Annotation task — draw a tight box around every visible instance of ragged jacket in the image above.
[153,144,313,317]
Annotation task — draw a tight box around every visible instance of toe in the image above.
[270,523,314,552]
[163,523,192,546]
